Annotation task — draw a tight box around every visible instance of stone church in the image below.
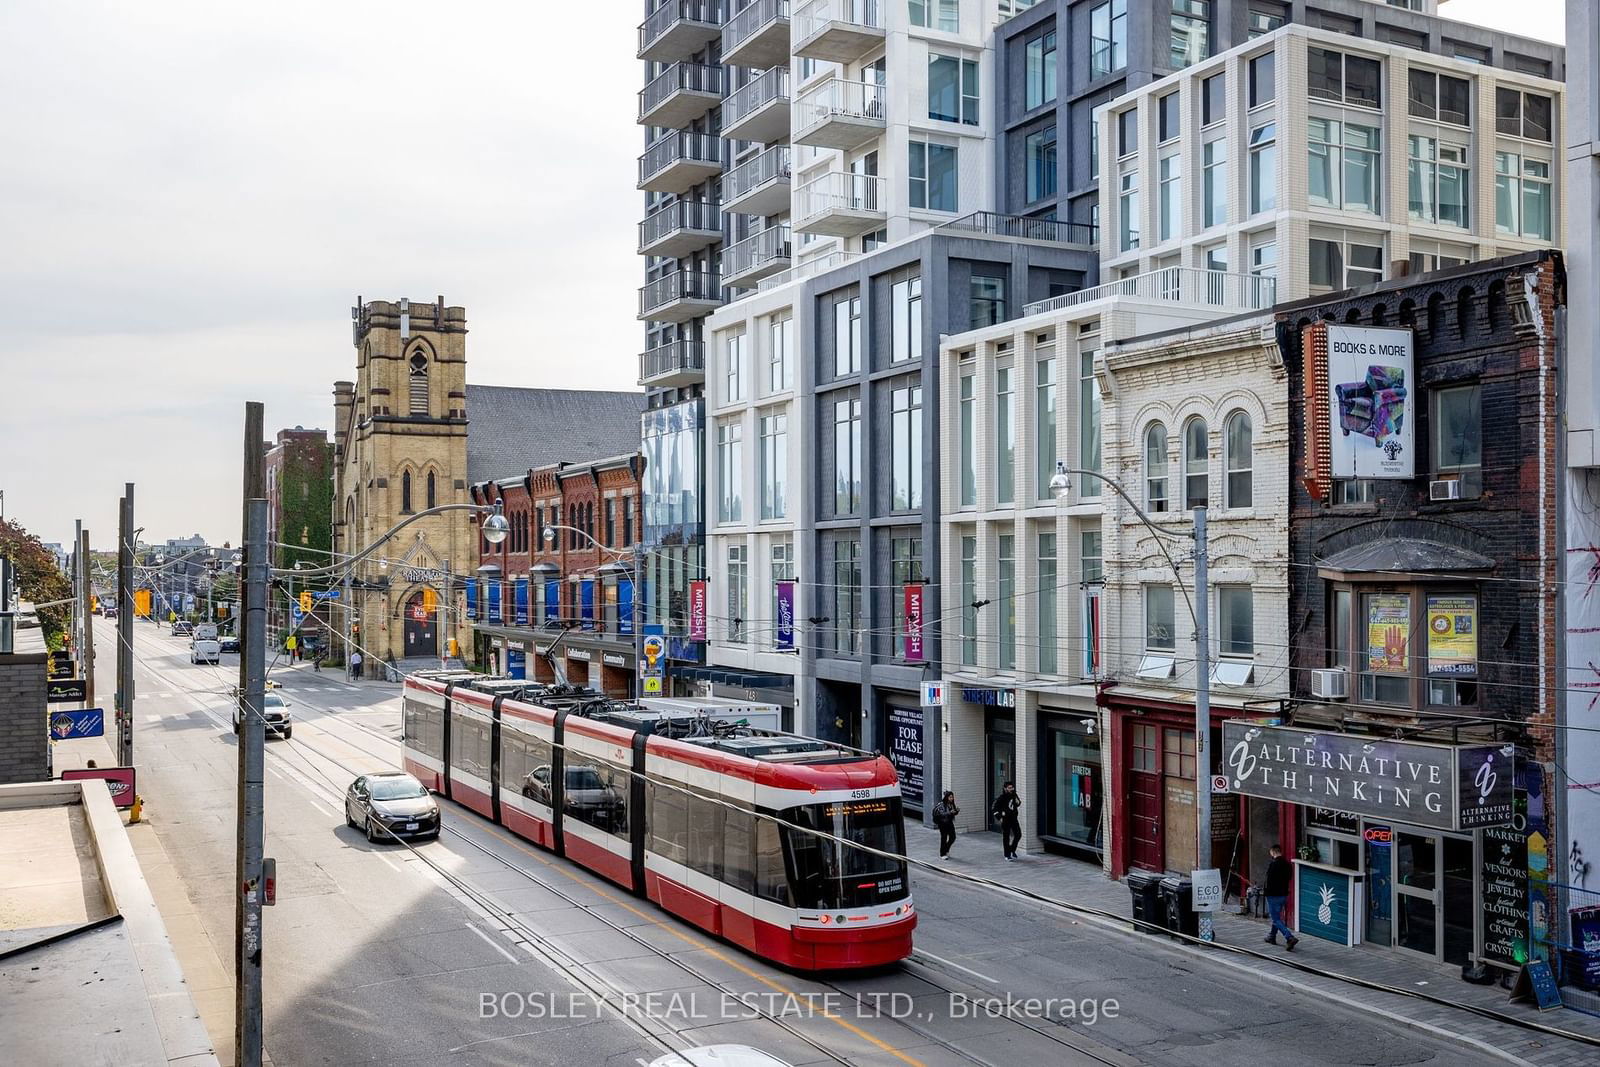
[332,297,473,667]
[331,296,647,670]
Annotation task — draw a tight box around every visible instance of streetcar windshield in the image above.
[783,797,908,910]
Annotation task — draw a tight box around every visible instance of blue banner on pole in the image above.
[488,580,502,623]
[580,580,595,630]
[49,709,105,740]
[465,580,478,621]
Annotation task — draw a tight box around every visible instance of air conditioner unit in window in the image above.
[1311,667,1348,700]
[1429,479,1463,501]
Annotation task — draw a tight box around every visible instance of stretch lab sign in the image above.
[1220,722,1514,831]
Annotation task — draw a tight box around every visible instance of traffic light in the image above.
[351,623,360,636]
[422,589,437,614]
[299,591,313,613]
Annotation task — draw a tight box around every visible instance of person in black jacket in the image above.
[991,782,1022,860]
[1263,844,1299,950]
[932,791,960,858]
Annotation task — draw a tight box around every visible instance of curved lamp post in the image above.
[1049,461,1215,902]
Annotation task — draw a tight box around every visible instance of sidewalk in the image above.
[908,821,1600,1067]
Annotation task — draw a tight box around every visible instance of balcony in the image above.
[1021,267,1280,317]
[934,211,1098,248]
[793,0,884,64]
[794,77,884,150]
[724,146,792,216]
[722,225,793,287]
[639,200,723,258]
[794,171,885,237]
[723,0,791,69]
[639,269,723,322]
[638,131,723,194]
[638,340,706,387]
[638,1,723,63]
[723,67,791,145]
[638,62,724,129]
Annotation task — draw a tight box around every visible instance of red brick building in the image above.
[470,453,644,696]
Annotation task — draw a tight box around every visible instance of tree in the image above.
[0,518,73,649]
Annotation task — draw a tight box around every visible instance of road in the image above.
[102,618,1501,1067]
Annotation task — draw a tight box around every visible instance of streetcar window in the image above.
[754,815,790,904]
[686,792,725,881]
[564,757,629,837]
[647,779,689,865]
[782,798,908,910]
[501,733,526,792]
[722,807,755,895]
[404,700,442,759]
[452,718,489,780]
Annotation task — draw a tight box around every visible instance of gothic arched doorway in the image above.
[404,591,436,657]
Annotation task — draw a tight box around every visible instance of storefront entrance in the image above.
[1353,820,1476,965]
[986,711,1014,824]
[1127,722,1196,873]
[403,592,435,656]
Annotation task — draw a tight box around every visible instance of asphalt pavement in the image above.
[73,618,1522,1067]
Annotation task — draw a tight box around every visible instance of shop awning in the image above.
[1316,537,1494,576]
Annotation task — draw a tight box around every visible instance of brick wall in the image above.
[0,654,49,784]
[1277,252,1564,756]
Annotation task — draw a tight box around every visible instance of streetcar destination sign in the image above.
[1220,722,1513,831]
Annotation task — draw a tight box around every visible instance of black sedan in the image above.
[219,634,240,653]
[345,772,439,843]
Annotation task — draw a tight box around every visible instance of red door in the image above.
[1128,724,1163,872]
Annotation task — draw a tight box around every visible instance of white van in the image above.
[194,622,219,642]
[190,637,221,665]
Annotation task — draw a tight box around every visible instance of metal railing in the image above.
[639,200,723,250]
[1021,267,1279,317]
[795,77,886,130]
[936,211,1098,247]
[638,340,706,383]
[639,62,725,120]
[725,145,791,204]
[639,270,723,316]
[758,249,862,292]
[794,0,883,40]
[795,171,885,220]
[638,131,722,186]
[724,66,790,129]
[725,0,789,52]
[639,1,723,55]
[722,224,792,279]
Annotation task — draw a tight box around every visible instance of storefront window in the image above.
[1042,716,1102,853]
[1336,585,1480,710]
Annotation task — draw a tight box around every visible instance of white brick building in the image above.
[934,266,1276,863]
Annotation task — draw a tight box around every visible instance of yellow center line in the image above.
[476,820,925,1067]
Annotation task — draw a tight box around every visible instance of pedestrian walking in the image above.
[991,781,1022,860]
[349,649,362,680]
[932,791,960,859]
[1263,843,1299,951]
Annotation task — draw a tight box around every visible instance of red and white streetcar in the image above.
[400,672,915,971]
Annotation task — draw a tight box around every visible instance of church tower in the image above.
[332,297,471,666]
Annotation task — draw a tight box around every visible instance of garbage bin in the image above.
[1127,870,1165,934]
[1160,876,1199,939]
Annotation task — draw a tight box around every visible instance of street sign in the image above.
[291,606,305,624]
[311,590,340,600]
[49,709,105,740]
[1211,774,1230,793]
[62,766,136,808]
[643,675,663,695]
[1191,868,1224,912]
[46,678,88,703]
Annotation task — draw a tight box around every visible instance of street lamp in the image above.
[543,523,644,700]
[1051,461,1215,909]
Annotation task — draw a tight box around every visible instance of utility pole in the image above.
[236,403,266,1067]
[80,526,95,709]
[72,519,83,663]
[117,485,135,766]
[1193,507,1213,940]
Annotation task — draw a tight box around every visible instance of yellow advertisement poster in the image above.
[1367,594,1410,674]
[1426,596,1478,676]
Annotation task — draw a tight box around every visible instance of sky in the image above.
[0,0,1567,551]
